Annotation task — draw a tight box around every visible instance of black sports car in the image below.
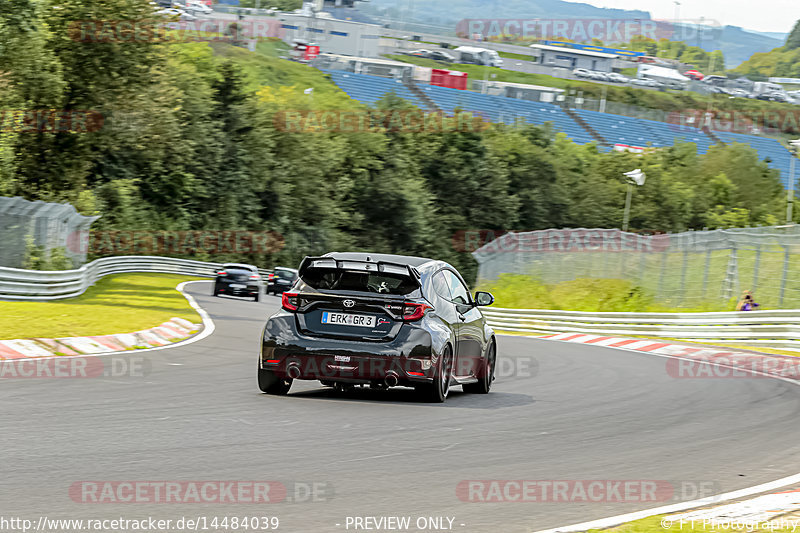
[213,263,263,301]
[267,267,299,295]
[258,253,496,402]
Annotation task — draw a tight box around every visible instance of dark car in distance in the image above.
[214,263,263,301]
[267,267,299,295]
[258,253,496,403]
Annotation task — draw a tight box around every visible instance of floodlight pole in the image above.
[622,169,645,232]
[622,182,634,232]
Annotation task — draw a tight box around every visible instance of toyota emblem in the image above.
[343,299,356,308]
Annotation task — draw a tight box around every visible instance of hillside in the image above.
[733,20,800,77]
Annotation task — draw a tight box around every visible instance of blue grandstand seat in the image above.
[320,69,426,108]
[713,131,794,188]
[320,68,795,188]
[573,109,716,153]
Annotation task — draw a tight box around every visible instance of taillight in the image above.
[282,292,299,311]
[217,270,227,276]
[403,302,432,321]
[268,274,275,280]
[250,274,260,280]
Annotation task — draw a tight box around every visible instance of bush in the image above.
[22,236,74,271]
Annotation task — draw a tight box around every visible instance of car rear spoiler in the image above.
[298,256,422,283]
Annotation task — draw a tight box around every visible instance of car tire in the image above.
[213,285,220,297]
[258,366,292,395]
[463,341,495,394]
[418,345,452,403]
[254,292,260,302]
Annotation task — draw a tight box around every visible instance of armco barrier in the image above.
[0,256,270,301]
[482,308,800,349]
[4,258,799,348]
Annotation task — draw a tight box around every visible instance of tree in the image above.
[785,19,800,51]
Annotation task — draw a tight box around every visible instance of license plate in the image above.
[230,284,246,289]
[322,312,376,328]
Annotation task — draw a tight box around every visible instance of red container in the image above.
[431,69,468,90]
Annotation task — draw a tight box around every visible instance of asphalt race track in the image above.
[3,281,800,533]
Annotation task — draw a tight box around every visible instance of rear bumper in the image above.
[260,313,437,385]
[217,280,260,296]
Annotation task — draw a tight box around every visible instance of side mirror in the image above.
[474,291,494,307]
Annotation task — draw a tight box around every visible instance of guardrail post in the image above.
[752,244,761,293]
[679,248,689,307]
[723,245,738,302]
[780,245,790,308]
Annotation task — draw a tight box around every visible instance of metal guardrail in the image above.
[0,256,271,301]
[4,257,799,348]
[482,308,800,348]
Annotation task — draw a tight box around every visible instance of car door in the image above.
[441,270,485,379]
[430,270,460,336]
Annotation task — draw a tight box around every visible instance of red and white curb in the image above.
[0,318,201,359]
[0,280,213,360]
[540,332,800,381]
[530,332,800,532]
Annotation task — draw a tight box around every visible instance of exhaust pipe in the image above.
[287,364,301,379]
[384,372,399,388]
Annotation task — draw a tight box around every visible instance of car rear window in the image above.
[223,264,254,272]
[301,269,418,295]
[275,269,297,280]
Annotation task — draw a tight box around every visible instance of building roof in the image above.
[530,44,619,59]
[475,80,565,93]
[639,64,689,81]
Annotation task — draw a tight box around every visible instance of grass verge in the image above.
[0,274,204,340]
[590,514,797,533]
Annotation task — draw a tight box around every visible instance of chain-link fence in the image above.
[0,197,99,269]
[472,226,800,309]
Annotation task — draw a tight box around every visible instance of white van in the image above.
[453,46,503,67]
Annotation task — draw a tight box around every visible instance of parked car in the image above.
[630,78,660,88]
[664,80,687,90]
[185,1,212,15]
[214,263,263,301]
[684,70,704,81]
[257,253,497,402]
[572,68,592,78]
[403,49,431,58]
[267,267,299,295]
[702,75,728,87]
[606,73,630,83]
[156,8,196,21]
[728,88,751,98]
[428,50,455,62]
